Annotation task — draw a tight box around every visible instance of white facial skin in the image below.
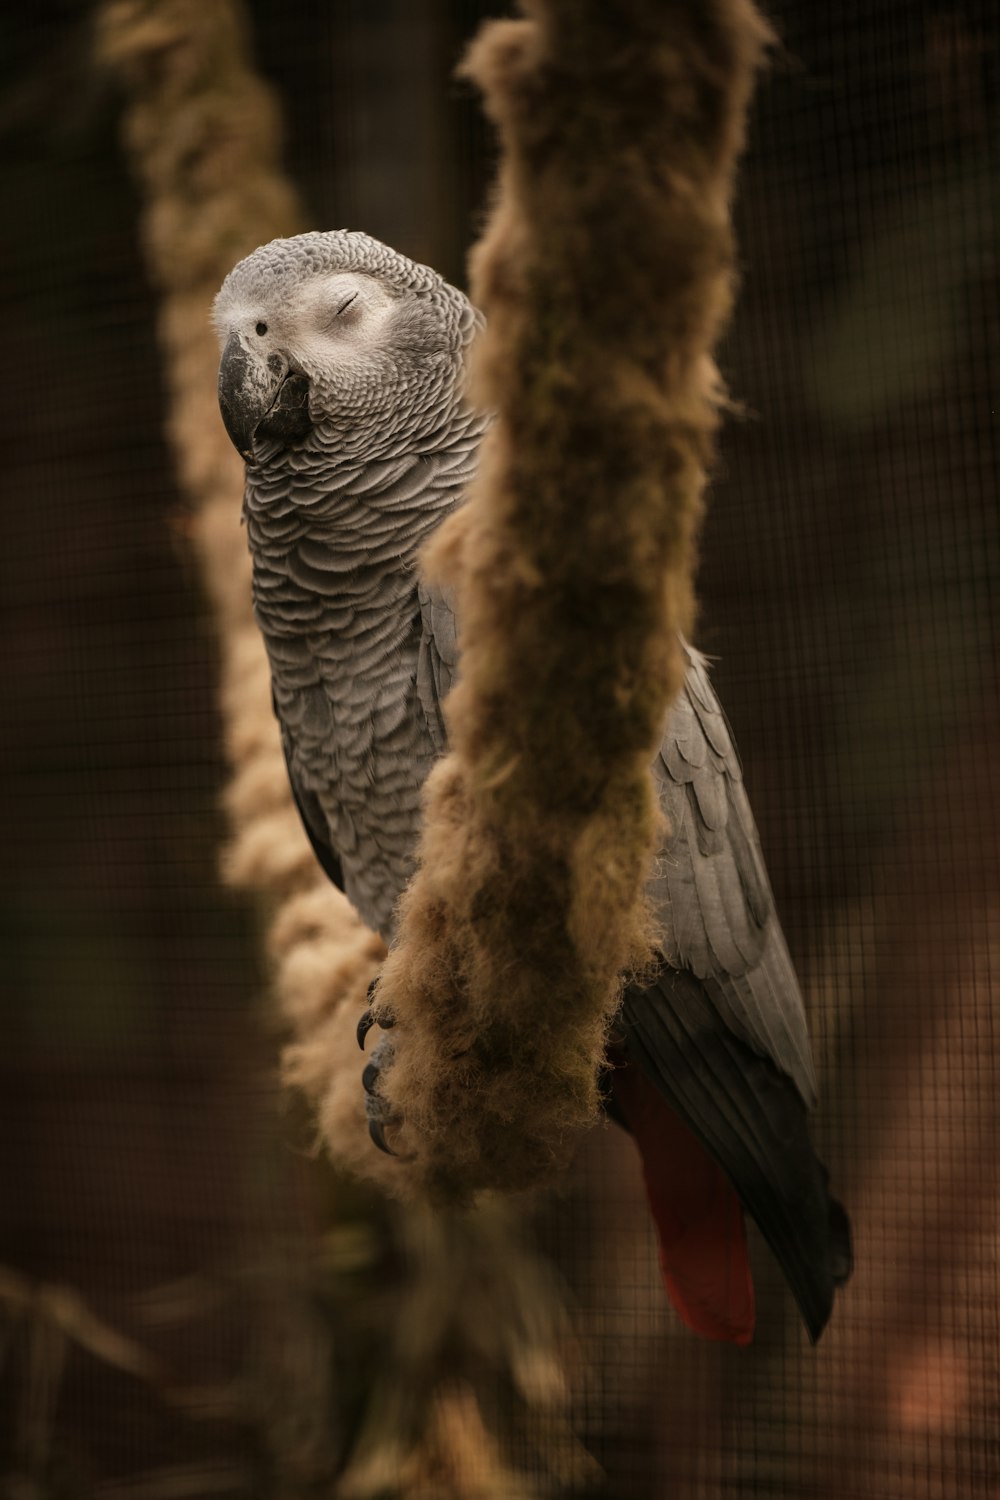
[228,272,399,376]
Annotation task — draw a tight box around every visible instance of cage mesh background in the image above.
[1,1,997,1495]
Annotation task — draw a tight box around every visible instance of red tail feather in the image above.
[611,1063,755,1346]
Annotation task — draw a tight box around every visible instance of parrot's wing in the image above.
[649,642,818,1107]
[415,576,459,752]
[626,644,852,1341]
[274,693,345,892]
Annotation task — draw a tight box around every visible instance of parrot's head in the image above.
[213,230,482,466]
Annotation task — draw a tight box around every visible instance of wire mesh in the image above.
[0,1,996,1494]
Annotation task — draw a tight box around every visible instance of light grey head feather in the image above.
[213,230,482,464]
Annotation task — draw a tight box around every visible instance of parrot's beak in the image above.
[218,333,312,465]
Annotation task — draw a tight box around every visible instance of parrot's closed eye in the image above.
[319,292,360,333]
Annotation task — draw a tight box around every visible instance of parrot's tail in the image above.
[610,1062,756,1346]
[616,969,853,1343]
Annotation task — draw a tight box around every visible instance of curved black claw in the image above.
[357,1008,377,1051]
[361,1032,408,1158]
[368,1116,397,1156]
[357,1000,396,1052]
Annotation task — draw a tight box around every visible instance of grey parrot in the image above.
[214,230,851,1345]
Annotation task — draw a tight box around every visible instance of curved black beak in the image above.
[218,334,312,464]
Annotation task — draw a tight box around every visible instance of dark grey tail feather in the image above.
[620,967,852,1341]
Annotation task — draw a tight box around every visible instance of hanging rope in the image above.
[372,0,772,1198]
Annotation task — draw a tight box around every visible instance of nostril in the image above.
[255,321,268,336]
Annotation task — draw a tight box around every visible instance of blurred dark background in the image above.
[1,1,997,1495]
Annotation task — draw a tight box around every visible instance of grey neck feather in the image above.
[244,403,488,656]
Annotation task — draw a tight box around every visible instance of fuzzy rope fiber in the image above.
[372,0,771,1197]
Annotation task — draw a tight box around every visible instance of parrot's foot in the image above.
[356,976,395,1051]
[361,1038,402,1155]
[359,991,404,1156]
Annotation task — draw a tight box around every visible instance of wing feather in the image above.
[651,642,818,1105]
[276,711,345,892]
[416,577,458,752]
